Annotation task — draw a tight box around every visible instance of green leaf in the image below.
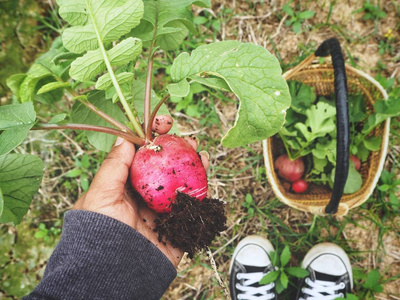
[57,0,144,54]
[6,74,27,99]
[298,10,315,20]
[280,272,289,289]
[35,37,73,80]
[37,81,70,94]
[259,270,280,285]
[170,41,290,147]
[288,81,316,114]
[0,154,44,225]
[129,0,210,50]
[49,114,67,124]
[71,91,128,152]
[189,75,232,92]
[17,64,55,102]
[70,38,142,81]
[333,162,363,194]
[80,173,89,191]
[0,187,3,218]
[65,168,82,178]
[363,136,382,151]
[280,245,291,267]
[363,269,383,293]
[0,103,36,155]
[286,267,309,278]
[305,100,336,139]
[167,79,191,97]
[96,72,134,90]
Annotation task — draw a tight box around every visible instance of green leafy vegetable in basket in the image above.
[278,81,400,194]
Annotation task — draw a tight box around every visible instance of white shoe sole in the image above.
[301,242,353,289]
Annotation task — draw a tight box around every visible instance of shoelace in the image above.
[235,272,275,300]
[299,277,346,300]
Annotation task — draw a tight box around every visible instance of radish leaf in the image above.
[0,154,44,225]
[129,0,210,50]
[57,0,144,54]
[169,41,290,147]
[71,91,127,152]
[0,103,36,155]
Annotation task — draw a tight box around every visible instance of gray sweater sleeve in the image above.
[23,210,177,300]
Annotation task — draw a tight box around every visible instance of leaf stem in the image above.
[33,123,145,146]
[67,88,134,134]
[84,0,145,138]
[144,5,159,142]
[146,94,170,135]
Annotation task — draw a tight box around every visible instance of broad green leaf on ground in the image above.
[0,103,36,155]
[129,0,210,50]
[57,0,144,54]
[0,154,44,225]
[71,91,127,152]
[70,38,142,82]
[132,81,179,134]
[169,41,290,147]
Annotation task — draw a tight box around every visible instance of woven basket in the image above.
[263,39,390,216]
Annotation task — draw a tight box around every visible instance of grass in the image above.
[1,0,400,299]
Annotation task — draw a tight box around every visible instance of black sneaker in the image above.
[229,235,277,300]
[296,243,353,300]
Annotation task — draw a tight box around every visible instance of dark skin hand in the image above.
[73,116,209,268]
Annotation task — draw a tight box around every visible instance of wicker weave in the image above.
[262,56,390,216]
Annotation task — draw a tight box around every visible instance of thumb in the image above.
[87,137,135,200]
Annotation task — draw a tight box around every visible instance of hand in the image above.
[73,116,209,268]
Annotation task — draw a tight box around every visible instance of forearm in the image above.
[24,210,177,300]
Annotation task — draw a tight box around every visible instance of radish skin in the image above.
[130,134,208,213]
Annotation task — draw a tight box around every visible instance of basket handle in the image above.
[314,38,350,215]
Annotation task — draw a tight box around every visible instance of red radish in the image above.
[274,154,305,182]
[130,134,208,213]
[292,179,308,193]
[350,155,361,171]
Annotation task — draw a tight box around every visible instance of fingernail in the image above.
[114,137,124,147]
[199,150,210,160]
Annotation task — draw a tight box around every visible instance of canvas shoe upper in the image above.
[296,243,353,300]
[229,235,277,300]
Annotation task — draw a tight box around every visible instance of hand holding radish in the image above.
[73,116,209,267]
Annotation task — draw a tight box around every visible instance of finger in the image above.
[184,136,198,150]
[152,115,173,134]
[85,138,135,204]
[199,150,210,170]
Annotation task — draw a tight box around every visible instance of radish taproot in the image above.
[350,155,361,171]
[274,154,305,182]
[292,179,308,193]
[130,134,208,213]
